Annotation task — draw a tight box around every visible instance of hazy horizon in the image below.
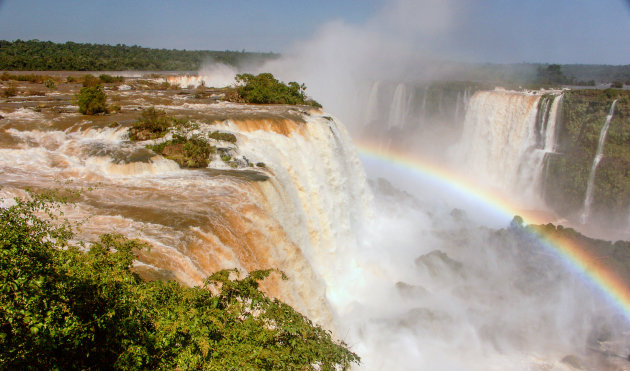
[1,0,629,65]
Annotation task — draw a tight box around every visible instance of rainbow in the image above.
[357,141,630,323]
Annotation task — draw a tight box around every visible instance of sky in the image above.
[0,0,629,64]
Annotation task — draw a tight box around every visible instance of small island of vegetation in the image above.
[227,73,322,108]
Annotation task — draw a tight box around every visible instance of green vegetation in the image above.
[536,64,571,86]
[543,89,630,224]
[230,73,322,107]
[611,81,624,89]
[99,74,124,83]
[148,134,215,168]
[76,85,108,115]
[0,72,60,84]
[209,131,237,143]
[128,107,180,141]
[81,74,100,87]
[509,217,630,286]
[0,39,278,71]
[0,193,359,369]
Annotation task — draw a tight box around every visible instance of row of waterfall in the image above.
[2,81,628,369]
[358,81,629,235]
[360,82,565,208]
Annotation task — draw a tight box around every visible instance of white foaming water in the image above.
[2,102,629,369]
[455,89,563,205]
[581,99,619,224]
[167,64,237,88]
[219,114,373,300]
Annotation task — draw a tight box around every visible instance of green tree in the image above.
[0,193,359,370]
[76,85,108,115]
[537,64,570,85]
[233,73,321,107]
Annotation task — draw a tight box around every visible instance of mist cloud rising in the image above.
[258,0,474,126]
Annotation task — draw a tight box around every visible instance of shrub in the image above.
[76,85,109,115]
[611,81,623,89]
[231,72,321,107]
[209,130,237,143]
[128,107,173,141]
[148,134,215,168]
[82,74,99,87]
[66,76,76,83]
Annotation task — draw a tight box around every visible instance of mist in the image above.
[243,0,630,369]
[183,0,630,368]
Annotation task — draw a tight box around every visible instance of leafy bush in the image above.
[0,194,359,369]
[82,74,99,87]
[148,134,215,168]
[76,85,108,115]
[231,73,322,107]
[128,107,174,141]
[209,130,237,143]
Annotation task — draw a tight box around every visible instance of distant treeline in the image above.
[458,63,630,86]
[0,40,279,71]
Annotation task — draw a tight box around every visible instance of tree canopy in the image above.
[0,192,359,370]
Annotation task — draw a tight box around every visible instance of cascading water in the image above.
[580,99,618,224]
[0,104,371,328]
[455,89,563,205]
[2,85,629,370]
[387,83,414,129]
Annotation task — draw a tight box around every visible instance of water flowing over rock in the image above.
[0,104,371,329]
[580,99,618,224]
[456,89,563,204]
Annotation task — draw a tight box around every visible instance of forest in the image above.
[0,40,278,71]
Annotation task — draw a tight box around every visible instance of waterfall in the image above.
[454,91,462,122]
[364,81,381,126]
[387,83,413,129]
[419,85,428,125]
[0,108,372,328]
[2,86,629,369]
[580,99,618,224]
[455,90,563,203]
